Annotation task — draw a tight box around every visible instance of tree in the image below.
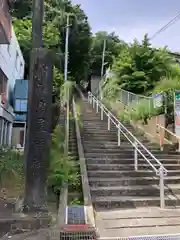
[12,0,92,85]
[112,34,176,94]
[13,18,61,78]
[90,31,126,76]
[11,0,32,19]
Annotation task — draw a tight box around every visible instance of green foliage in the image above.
[112,34,177,94]
[90,31,126,75]
[74,103,83,128]
[0,149,24,187]
[153,76,180,93]
[11,0,32,19]
[53,67,64,100]
[70,198,82,205]
[60,80,76,104]
[13,17,61,78]
[48,125,79,193]
[118,99,162,124]
[101,76,120,101]
[153,76,180,123]
[12,0,92,85]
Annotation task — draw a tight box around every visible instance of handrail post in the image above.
[178,140,180,152]
[90,93,92,104]
[159,126,164,151]
[127,91,130,105]
[108,113,110,131]
[96,100,99,113]
[92,97,95,108]
[118,123,121,146]
[134,141,138,171]
[159,166,165,208]
[101,106,103,120]
[120,89,122,103]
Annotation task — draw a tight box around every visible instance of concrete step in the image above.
[98,225,180,238]
[86,157,180,165]
[87,170,180,178]
[82,142,160,149]
[87,163,180,171]
[84,152,180,159]
[83,148,170,155]
[89,176,180,187]
[90,184,180,197]
[92,195,180,209]
[97,214,180,228]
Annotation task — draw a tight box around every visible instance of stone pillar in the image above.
[23,48,53,212]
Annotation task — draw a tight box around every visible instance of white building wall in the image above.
[0,26,24,147]
[0,27,25,100]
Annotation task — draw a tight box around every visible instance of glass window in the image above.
[15,99,27,112]
[21,100,27,112]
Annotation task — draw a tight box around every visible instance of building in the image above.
[12,79,28,148]
[0,28,25,147]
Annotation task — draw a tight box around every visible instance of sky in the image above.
[71,0,180,52]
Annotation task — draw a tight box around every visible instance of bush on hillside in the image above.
[117,98,163,124]
[48,125,79,194]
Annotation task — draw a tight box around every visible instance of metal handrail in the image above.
[91,93,167,174]
[156,124,180,151]
[88,91,168,208]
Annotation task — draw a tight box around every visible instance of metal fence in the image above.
[118,89,153,106]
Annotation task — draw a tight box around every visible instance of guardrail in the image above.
[117,89,154,115]
[88,91,168,208]
[118,88,153,105]
[98,74,153,111]
[156,124,180,152]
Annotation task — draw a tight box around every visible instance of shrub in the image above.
[48,125,79,194]
[0,148,24,188]
[118,98,162,124]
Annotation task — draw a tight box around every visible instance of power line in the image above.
[150,13,180,40]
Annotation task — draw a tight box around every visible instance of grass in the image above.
[0,148,24,199]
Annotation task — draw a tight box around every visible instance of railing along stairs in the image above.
[88,91,168,209]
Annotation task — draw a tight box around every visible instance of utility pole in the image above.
[99,38,106,99]
[24,0,53,213]
[64,14,70,82]
[101,39,106,78]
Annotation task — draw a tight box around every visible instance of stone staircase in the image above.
[78,96,180,238]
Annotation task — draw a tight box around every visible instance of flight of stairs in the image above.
[78,96,180,238]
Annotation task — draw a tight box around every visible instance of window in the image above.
[15,99,28,112]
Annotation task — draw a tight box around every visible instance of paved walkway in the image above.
[96,207,180,238]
